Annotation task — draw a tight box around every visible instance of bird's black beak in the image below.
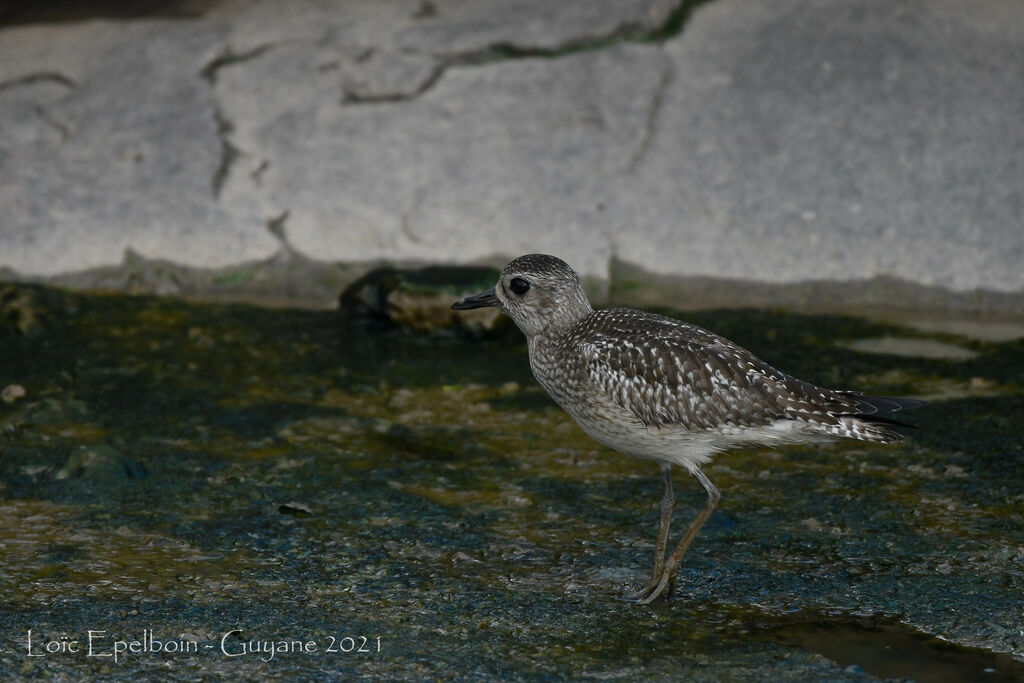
[451,288,498,310]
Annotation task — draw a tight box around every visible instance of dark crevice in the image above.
[341,62,446,105]
[250,160,269,186]
[657,0,716,41]
[0,71,76,92]
[34,104,71,142]
[340,0,715,107]
[0,73,76,143]
[200,44,272,84]
[266,211,291,251]
[411,0,437,20]
[210,108,239,199]
[201,45,271,199]
[441,0,713,64]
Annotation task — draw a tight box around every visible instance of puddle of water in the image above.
[765,616,1024,683]
[841,336,980,360]
[901,319,1024,343]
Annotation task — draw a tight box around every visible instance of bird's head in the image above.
[451,254,593,337]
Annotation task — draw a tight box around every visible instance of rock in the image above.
[54,446,147,484]
[1,285,48,337]
[339,265,507,336]
[21,397,92,425]
[1,384,26,404]
[278,501,313,517]
[968,377,995,391]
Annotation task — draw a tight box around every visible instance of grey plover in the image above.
[452,254,924,604]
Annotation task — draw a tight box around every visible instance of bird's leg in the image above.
[636,468,720,605]
[622,464,675,602]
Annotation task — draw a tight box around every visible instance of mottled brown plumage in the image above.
[570,308,908,442]
[452,253,924,603]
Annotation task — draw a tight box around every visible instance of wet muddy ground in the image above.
[1,283,1022,681]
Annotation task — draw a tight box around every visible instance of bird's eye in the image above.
[509,278,530,296]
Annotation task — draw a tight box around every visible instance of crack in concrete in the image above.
[266,210,292,251]
[437,0,713,67]
[341,61,446,105]
[250,159,269,186]
[657,0,716,43]
[412,1,437,20]
[210,108,240,199]
[340,0,714,106]
[201,44,273,84]
[0,72,76,92]
[34,104,71,142]
[0,72,76,143]
[627,59,674,172]
[201,44,273,199]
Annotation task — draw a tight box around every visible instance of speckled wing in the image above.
[576,310,862,432]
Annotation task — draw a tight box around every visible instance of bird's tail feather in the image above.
[842,392,928,416]
[832,392,927,443]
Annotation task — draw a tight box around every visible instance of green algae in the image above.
[1,283,1022,680]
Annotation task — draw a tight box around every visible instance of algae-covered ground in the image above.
[1,283,1022,681]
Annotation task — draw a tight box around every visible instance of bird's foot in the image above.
[620,573,673,604]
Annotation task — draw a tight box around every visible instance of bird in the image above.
[451,254,925,604]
